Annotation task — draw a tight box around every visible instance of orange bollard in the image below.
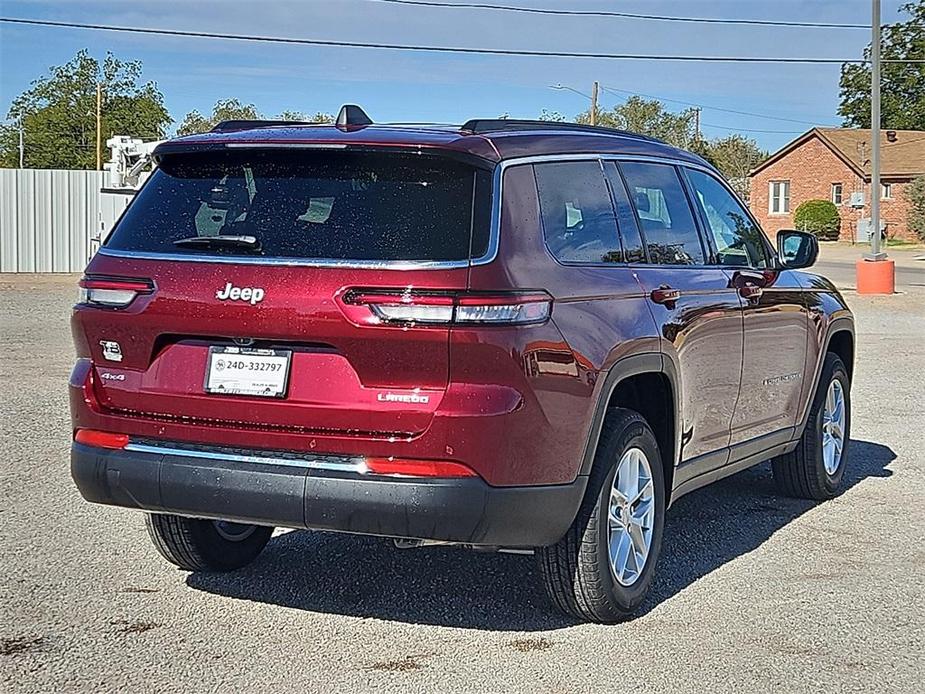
[855,258,895,294]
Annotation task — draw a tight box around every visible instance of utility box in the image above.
[849,191,865,208]
[856,218,887,243]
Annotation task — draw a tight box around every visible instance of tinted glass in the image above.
[619,162,704,265]
[534,161,622,264]
[603,162,646,263]
[685,169,771,268]
[106,150,490,261]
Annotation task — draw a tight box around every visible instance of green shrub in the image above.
[793,199,841,241]
[908,175,925,243]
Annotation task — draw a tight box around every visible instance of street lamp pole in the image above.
[855,0,895,293]
[869,0,883,259]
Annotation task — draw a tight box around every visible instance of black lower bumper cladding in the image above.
[71,442,586,547]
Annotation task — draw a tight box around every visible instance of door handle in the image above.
[650,286,681,306]
[739,283,763,302]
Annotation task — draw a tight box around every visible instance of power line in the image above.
[700,122,804,135]
[3,17,922,64]
[548,84,807,135]
[373,0,870,29]
[600,85,836,127]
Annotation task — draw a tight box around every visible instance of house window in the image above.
[831,183,843,205]
[769,180,790,214]
[881,183,893,200]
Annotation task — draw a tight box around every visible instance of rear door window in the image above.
[534,161,622,264]
[619,161,705,265]
[603,162,646,263]
[106,150,491,262]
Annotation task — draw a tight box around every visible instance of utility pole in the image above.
[869,0,882,259]
[95,82,102,170]
[590,81,599,126]
[693,107,702,140]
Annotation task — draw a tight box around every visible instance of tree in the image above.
[577,96,700,149]
[176,102,334,135]
[277,110,334,123]
[908,175,925,242]
[541,96,765,198]
[793,200,841,241]
[0,50,170,169]
[838,1,925,129]
[701,135,768,201]
[176,99,260,135]
[538,108,567,122]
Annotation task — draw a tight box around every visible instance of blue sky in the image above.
[0,0,910,151]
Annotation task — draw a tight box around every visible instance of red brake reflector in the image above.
[365,457,477,478]
[75,429,129,449]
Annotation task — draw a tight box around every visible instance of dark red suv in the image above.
[70,107,854,622]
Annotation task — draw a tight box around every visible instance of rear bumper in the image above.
[71,441,586,547]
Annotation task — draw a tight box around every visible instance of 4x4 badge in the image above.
[216,282,265,305]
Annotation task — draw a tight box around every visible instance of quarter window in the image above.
[831,183,843,205]
[686,169,771,269]
[619,162,704,265]
[534,161,622,264]
[881,182,893,200]
[769,180,790,214]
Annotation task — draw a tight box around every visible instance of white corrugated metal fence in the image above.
[0,168,134,273]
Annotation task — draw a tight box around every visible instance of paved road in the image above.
[813,244,925,291]
[1,277,923,693]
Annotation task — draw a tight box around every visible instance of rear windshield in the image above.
[105,150,492,262]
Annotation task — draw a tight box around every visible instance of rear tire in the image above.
[538,409,665,623]
[772,353,850,500]
[145,514,273,571]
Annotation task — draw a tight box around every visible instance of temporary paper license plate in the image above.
[204,346,292,398]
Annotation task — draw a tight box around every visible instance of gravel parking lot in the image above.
[1,255,923,693]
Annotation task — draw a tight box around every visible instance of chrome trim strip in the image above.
[97,247,471,270]
[497,152,715,172]
[124,442,367,473]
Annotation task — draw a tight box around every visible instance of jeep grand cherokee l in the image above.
[70,107,854,622]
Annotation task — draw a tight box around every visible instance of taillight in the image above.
[341,290,551,326]
[78,276,154,308]
[365,457,477,478]
[74,429,129,449]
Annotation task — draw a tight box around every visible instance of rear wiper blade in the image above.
[173,235,261,250]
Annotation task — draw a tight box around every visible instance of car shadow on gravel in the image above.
[186,438,893,631]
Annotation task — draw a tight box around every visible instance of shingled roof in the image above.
[751,127,925,179]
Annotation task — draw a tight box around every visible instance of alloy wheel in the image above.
[822,378,846,475]
[607,447,656,586]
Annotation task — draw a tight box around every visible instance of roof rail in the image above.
[211,119,314,133]
[460,118,659,142]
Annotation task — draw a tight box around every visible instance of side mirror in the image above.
[776,229,818,269]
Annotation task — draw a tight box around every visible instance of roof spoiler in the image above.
[208,105,374,134]
[211,119,314,133]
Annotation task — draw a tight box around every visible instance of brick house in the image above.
[749,128,925,242]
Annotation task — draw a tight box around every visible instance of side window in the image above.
[534,161,622,264]
[685,169,771,269]
[619,162,705,265]
[603,162,646,263]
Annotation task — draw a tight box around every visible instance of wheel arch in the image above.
[796,316,855,436]
[579,353,679,500]
[826,327,855,381]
